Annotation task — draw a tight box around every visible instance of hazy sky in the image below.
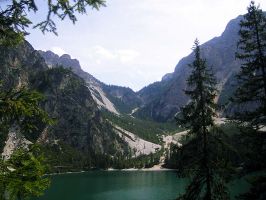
[26,0,266,91]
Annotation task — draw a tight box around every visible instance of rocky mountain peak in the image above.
[135,14,245,122]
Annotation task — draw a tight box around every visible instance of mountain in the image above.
[37,50,179,162]
[38,50,142,115]
[135,15,243,122]
[0,41,129,170]
[38,14,247,124]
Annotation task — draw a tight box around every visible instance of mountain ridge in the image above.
[38,50,143,115]
[134,14,244,122]
[39,14,243,122]
[0,41,131,170]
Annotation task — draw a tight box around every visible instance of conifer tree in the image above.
[233,0,266,172]
[0,0,106,46]
[176,40,229,200]
[233,1,266,199]
[0,86,53,199]
[3,145,50,200]
[234,1,266,128]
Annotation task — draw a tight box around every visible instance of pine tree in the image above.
[0,0,106,46]
[234,1,266,128]
[176,39,229,200]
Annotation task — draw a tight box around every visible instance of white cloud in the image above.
[51,46,67,56]
[93,45,117,60]
[28,0,266,91]
[117,49,140,63]
[89,45,140,64]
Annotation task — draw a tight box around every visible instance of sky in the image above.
[25,0,266,91]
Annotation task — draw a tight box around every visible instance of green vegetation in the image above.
[0,86,53,149]
[1,1,266,199]
[232,2,266,198]
[0,0,105,46]
[111,150,163,169]
[39,141,163,172]
[103,111,182,144]
[0,145,50,200]
[0,86,53,199]
[166,122,243,171]
[170,2,266,199]
[176,40,230,200]
[233,1,266,127]
[0,1,108,199]
[39,142,91,173]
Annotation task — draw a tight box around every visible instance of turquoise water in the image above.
[37,171,249,200]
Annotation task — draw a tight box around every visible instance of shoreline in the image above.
[109,167,176,171]
[47,167,176,176]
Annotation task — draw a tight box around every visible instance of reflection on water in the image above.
[37,171,249,200]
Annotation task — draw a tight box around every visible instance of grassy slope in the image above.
[102,111,182,144]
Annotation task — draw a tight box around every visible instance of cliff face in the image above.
[0,41,48,90]
[0,41,128,167]
[38,50,142,114]
[135,15,243,122]
[32,67,125,155]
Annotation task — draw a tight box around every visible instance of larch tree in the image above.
[176,39,229,200]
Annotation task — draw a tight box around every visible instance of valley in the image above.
[0,13,256,170]
[1,1,266,199]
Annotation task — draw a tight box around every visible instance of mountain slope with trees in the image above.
[135,14,248,122]
[39,50,142,115]
[0,40,129,171]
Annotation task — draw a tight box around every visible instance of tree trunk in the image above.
[203,126,212,200]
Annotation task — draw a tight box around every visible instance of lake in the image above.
[37,171,250,200]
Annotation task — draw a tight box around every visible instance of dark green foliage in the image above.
[40,142,91,173]
[166,121,260,173]
[40,141,163,172]
[0,86,53,135]
[0,85,54,151]
[0,0,106,45]
[238,175,266,200]
[175,128,235,200]
[1,145,50,200]
[177,40,217,130]
[233,1,266,127]
[176,40,229,200]
[163,143,180,169]
[110,150,163,169]
[0,86,52,199]
[232,2,266,199]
